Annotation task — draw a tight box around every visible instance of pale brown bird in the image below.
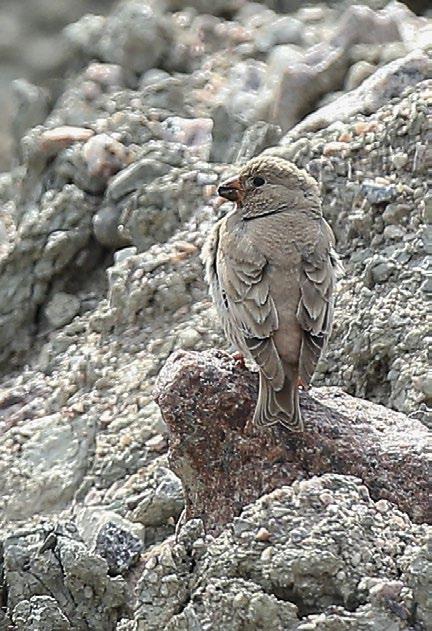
[203,155,341,431]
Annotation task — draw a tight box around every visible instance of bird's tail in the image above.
[253,369,303,431]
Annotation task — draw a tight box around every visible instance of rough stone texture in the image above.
[44,291,81,328]
[95,521,143,576]
[272,79,431,419]
[0,185,98,365]
[0,0,117,171]
[94,2,175,75]
[11,596,71,630]
[400,537,432,629]
[0,413,96,521]
[0,25,429,417]
[155,349,431,533]
[287,49,432,138]
[2,523,127,630]
[134,475,431,631]
[126,463,184,533]
[0,112,222,366]
[0,0,430,628]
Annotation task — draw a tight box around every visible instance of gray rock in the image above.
[0,184,95,365]
[95,521,143,575]
[331,3,403,48]
[0,215,9,247]
[107,158,171,202]
[3,524,127,629]
[82,133,132,183]
[371,260,396,284]
[11,596,71,631]
[236,122,282,163]
[11,79,50,158]
[287,49,432,139]
[383,224,405,240]
[344,60,376,90]
[401,537,432,629]
[421,274,432,295]
[113,246,137,264]
[423,195,432,224]
[64,14,107,59]
[135,475,430,630]
[76,508,145,573]
[0,413,96,521]
[382,202,410,224]
[0,1,118,171]
[0,2,430,629]
[160,116,213,160]
[253,2,429,136]
[118,160,221,253]
[44,291,81,328]
[254,16,304,51]
[166,0,243,14]
[360,179,398,205]
[169,579,298,630]
[93,205,131,249]
[272,80,430,416]
[267,43,350,132]
[391,152,409,171]
[128,465,184,529]
[210,103,247,164]
[138,75,188,111]
[97,1,174,75]
[140,69,171,87]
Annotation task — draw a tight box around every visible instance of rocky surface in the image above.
[0,0,430,629]
[136,475,431,631]
[155,349,431,533]
[0,0,117,171]
[274,77,431,419]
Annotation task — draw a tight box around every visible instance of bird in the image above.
[202,155,342,431]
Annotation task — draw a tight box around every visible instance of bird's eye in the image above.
[252,176,265,187]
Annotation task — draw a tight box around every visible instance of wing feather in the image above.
[296,219,342,385]
[207,223,285,390]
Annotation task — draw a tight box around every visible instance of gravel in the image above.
[0,0,430,627]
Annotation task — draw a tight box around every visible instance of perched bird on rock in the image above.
[203,156,342,431]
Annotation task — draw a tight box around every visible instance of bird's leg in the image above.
[297,377,309,391]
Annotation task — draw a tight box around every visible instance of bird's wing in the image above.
[218,237,285,391]
[202,218,249,353]
[296,219,341,385]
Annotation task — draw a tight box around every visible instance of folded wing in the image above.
[296,219,341,385]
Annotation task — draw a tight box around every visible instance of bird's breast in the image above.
[244,213,311,264]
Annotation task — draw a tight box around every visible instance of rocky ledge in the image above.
[0,0,430,629]
[155,349,431,533]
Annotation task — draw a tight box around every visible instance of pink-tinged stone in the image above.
[154,349,431,534]
[38,126,94,156]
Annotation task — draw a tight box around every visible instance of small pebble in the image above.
[255,527,271,542]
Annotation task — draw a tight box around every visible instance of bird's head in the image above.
[218,156,321,219]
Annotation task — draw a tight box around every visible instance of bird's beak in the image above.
[218,176,244,203]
